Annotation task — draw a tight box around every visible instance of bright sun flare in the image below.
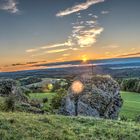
[82,55,88,62]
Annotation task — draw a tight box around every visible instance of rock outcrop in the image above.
[59,74,123,119]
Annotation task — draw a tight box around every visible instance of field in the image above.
[120,91,140,119]
[30,92,56,100]
[0,112,140,140]
[30,91,140,119]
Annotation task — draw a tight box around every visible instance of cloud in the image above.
[11,63,25,66]
[55,57,66,61]
[63,54,70,57]
[0,0,19,14]
[46,48,70,54]
[41,41,72,49]
[107,45,120,49]
[56,0,105,17]
[26,40,73,54]
[101,10,109,14]
[26,15,103,56]
[74,27,103,47]
[71,19,103,48]
[118,52,140,58]
[26,48,39,53]
[26,5,104,59]
[26,62,39,64]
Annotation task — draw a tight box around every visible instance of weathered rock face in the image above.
[59,74,123,119]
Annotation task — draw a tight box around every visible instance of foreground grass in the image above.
[0,112,140,140]
[120,91,140,119]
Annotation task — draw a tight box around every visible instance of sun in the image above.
[82,55,88,63]
[82,57,87,62]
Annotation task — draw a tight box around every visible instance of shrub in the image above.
[42,97,48,103]
[136,82,140,93]
[30,99,42,108]
[19,77,42,86]
[4,96,16,112]
[51,81,61,92]
[0,99,4,111]
[120,78,140,93]
[133,115,140,123]
[120,115,128,121]
[51,88,67,109]
[0,79,17,96]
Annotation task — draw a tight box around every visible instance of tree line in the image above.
[117,78,140,93]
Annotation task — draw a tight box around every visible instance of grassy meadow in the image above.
[0,112,140,140]
[120,91,140,119]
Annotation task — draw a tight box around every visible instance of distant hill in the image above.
[0,57,140,79]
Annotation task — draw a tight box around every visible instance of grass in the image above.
[0,112,140,140]
[120,91,140,119]
[29,92,56,100]
[29,93,56,112]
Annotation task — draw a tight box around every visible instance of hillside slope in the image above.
[0,112,140,140]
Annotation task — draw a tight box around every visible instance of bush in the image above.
[29,85,44,93]
[120,115,128,121]
[133,115,140,123]
[0,79,17,96]
[51,88,67,109]
[4,96,16,112]
[19,77,42,86]
[42,97,48,103]
[136,82,140,93]
[0,99,4,111]
[29,99,42,108]
[51,81,61,92]
[120,78,140,93]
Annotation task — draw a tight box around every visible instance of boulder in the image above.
[59,74,123,119]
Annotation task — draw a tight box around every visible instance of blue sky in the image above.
[0,0,140,71]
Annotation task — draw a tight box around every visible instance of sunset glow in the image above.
[0,0,140,72]
[82,55,88,63]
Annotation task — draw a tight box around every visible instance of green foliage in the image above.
[133,115,140,123]
[4,96,16,112]
[42,97,48,103]
[120,115,128,121]
[0,79,17,96]
[29,85,44,93]
[29,93,56,112]
[51,81,61,92]
[51,89,67,109]
[120,78,140,93]
[19,77,42,86]
[51,79,71,92]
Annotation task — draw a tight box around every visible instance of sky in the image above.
[0,0,140,72]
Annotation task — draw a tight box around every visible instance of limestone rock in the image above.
[59,74,123,119]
